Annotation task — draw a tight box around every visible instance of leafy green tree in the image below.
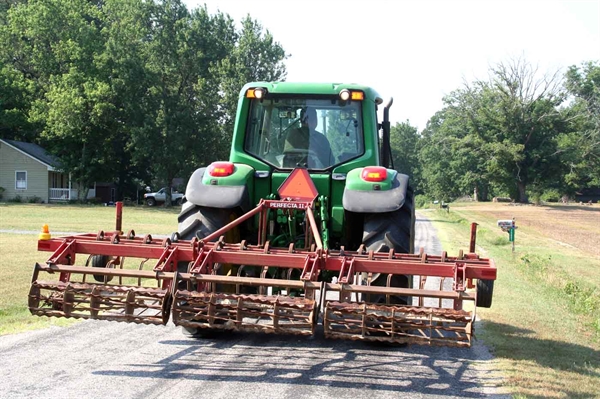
[419,58,568,203]
[215,15,288,158]
[0,0,289,204]
[0,61,36,140]
[484,59,567,202]
[390,120,421,192]
[128,0,243,205]
[2,0,112,200]
[559,61,600,190]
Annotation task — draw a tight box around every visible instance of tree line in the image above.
[1,1,598,204]
[391,58,599,203]
[0,0,287,201]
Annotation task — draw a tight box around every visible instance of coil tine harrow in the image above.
[29,200,496,347]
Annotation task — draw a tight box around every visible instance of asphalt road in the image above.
[0,211,506,399]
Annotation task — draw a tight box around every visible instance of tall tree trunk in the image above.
[517,181,528,203]
[479,185,489,201]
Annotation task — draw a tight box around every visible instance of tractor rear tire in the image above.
[476,279,494,308]
[362,186,415,305]
[177,203,232,337]
[177,202,231,241]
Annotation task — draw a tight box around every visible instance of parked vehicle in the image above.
[143,187,183,206]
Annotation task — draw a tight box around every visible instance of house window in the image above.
[16,171,27,190]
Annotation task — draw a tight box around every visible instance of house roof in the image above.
[1,139,60,169]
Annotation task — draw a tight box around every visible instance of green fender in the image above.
[342,168,410,213]
[185,164,254,212]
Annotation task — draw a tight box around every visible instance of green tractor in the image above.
[29,82,496,347]
[177,82,415,302]
[180,84,414,251]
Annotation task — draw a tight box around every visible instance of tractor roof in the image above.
[241,82,384,105]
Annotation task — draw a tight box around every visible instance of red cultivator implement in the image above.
[29,199,496,348]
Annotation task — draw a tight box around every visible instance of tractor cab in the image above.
[243,92,364,170]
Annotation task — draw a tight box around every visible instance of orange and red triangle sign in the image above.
[277,168,318,202]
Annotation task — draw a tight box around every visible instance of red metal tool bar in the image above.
[469,223,478,253]
[115,201,123,234]
[38,234,496,279]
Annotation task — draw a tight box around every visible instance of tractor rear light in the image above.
[339,89,351,101]
[208,162,235,177]
[361,167,387,182]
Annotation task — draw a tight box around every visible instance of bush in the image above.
[414,194,431,208]
[0,186,5,200]
[8,195,22,203]
[540,189,562,203]
[27,196,43,204]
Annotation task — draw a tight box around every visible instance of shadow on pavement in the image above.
[94,328,507,398]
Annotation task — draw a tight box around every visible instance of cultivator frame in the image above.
[29,198,496,348]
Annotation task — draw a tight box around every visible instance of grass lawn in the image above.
[0,203,180,234]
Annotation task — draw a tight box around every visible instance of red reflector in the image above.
[208,162,235,177]
[277,168,319,202]
[361,167,387,182]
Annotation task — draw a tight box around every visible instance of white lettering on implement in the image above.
[269,202,309,209]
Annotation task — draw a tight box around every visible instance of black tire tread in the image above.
[362,186,415,304]
[177,204,231,241]
[91,255,113,283]
[476,279,494,308]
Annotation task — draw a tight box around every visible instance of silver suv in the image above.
[143,188,183,207]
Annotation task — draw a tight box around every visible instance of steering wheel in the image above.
[282,148,324,168]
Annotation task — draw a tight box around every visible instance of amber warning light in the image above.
[277,168,319,202]
[39,224,51,240]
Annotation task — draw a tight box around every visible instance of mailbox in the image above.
[497,219,514,232]
[497,218,517,243]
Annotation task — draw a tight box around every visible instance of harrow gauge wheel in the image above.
[90,255,114,283]
[476,279,494,308]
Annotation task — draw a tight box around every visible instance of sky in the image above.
[184,0,600,130]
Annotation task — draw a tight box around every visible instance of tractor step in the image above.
[172,291,317,336]
[323,301,473,347]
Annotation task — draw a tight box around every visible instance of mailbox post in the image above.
[497,218,517,252]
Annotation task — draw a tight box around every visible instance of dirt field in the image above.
[453,203,600,258]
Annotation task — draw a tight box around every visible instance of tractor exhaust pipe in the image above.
[381,98,393,168]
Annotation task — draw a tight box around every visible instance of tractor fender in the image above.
[342,169,410,213]
[185,166,252,212]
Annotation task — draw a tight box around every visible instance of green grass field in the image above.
[423,203,599,398]
[1,202,599,398]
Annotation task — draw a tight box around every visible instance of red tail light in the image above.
[361,166,387,182]
[208,162,235,177]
